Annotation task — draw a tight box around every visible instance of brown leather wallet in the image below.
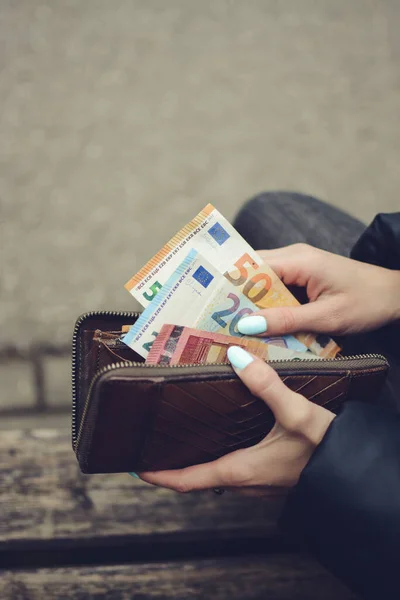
[72,311,389,474]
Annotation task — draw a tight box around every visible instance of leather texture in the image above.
[73,313,389,474]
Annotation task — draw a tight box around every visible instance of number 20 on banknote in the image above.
[210,292,253,337]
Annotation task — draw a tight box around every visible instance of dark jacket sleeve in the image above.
[279,212,400,598]
[279,401,400,600]
[351,212,400,269]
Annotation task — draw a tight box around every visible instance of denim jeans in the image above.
[233,191,365,256]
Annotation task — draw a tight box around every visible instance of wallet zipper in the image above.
[72,310,388,451]
[72,310,142,450]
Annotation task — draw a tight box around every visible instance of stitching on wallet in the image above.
[201,381,262,410]
[166,382,249,418]
[349,370,386,378]
[153,421,221,458]
[320,390,346,408]
[166,382,264,424]
[135,381,164,467]
[159,395,272,441]
[307,375,348,401]
[155,413,269,454]
[157,412,236,449]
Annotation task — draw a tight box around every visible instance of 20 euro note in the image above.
[146,324,321,366]
[123,249,307,359]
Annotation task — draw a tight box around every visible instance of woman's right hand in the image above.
[237,244,400,337]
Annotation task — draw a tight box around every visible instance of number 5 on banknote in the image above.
[143,282,162,302]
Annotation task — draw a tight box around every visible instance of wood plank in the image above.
[0,430,284,542]
[0,556,357,600]
[0,430,355,599]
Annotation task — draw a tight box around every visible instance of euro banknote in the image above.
[193,273,304,353]
[224,259,340,358]
[123,249,307,358]
[146,324,321,366]
[124,204,340,358]
[125,204,262,306]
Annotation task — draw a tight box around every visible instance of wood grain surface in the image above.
[0,429,356,599]
[0,429,283,543]
[0,556,357,600]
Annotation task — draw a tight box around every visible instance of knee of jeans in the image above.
[234,191,316,223]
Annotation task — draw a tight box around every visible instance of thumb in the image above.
[227,347,334,443]
[238,301,332,337]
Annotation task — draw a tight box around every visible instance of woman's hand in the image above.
[237,244,400,338]
[137,347,335,494]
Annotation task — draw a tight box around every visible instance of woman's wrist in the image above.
[388,271,400,323]
[305,408,336,448]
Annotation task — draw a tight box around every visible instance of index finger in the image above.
[227,348,311,431]
[227,348,335,443]
[258,244,321,286]
[138,451,241,493]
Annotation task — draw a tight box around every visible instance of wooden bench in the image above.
[0,430,357,599]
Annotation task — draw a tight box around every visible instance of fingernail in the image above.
[237,315,267,335]
[227,346,254,371]
[129,472,139,479]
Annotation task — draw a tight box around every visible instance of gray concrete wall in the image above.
[1,0,400,423]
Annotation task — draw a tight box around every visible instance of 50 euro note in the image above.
[123,249,307,359]
[147,324,321,366]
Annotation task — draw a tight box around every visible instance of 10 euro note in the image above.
[146,324,321,366]
[123,249,307,359]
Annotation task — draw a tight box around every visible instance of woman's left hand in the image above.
[138,347,335,495]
